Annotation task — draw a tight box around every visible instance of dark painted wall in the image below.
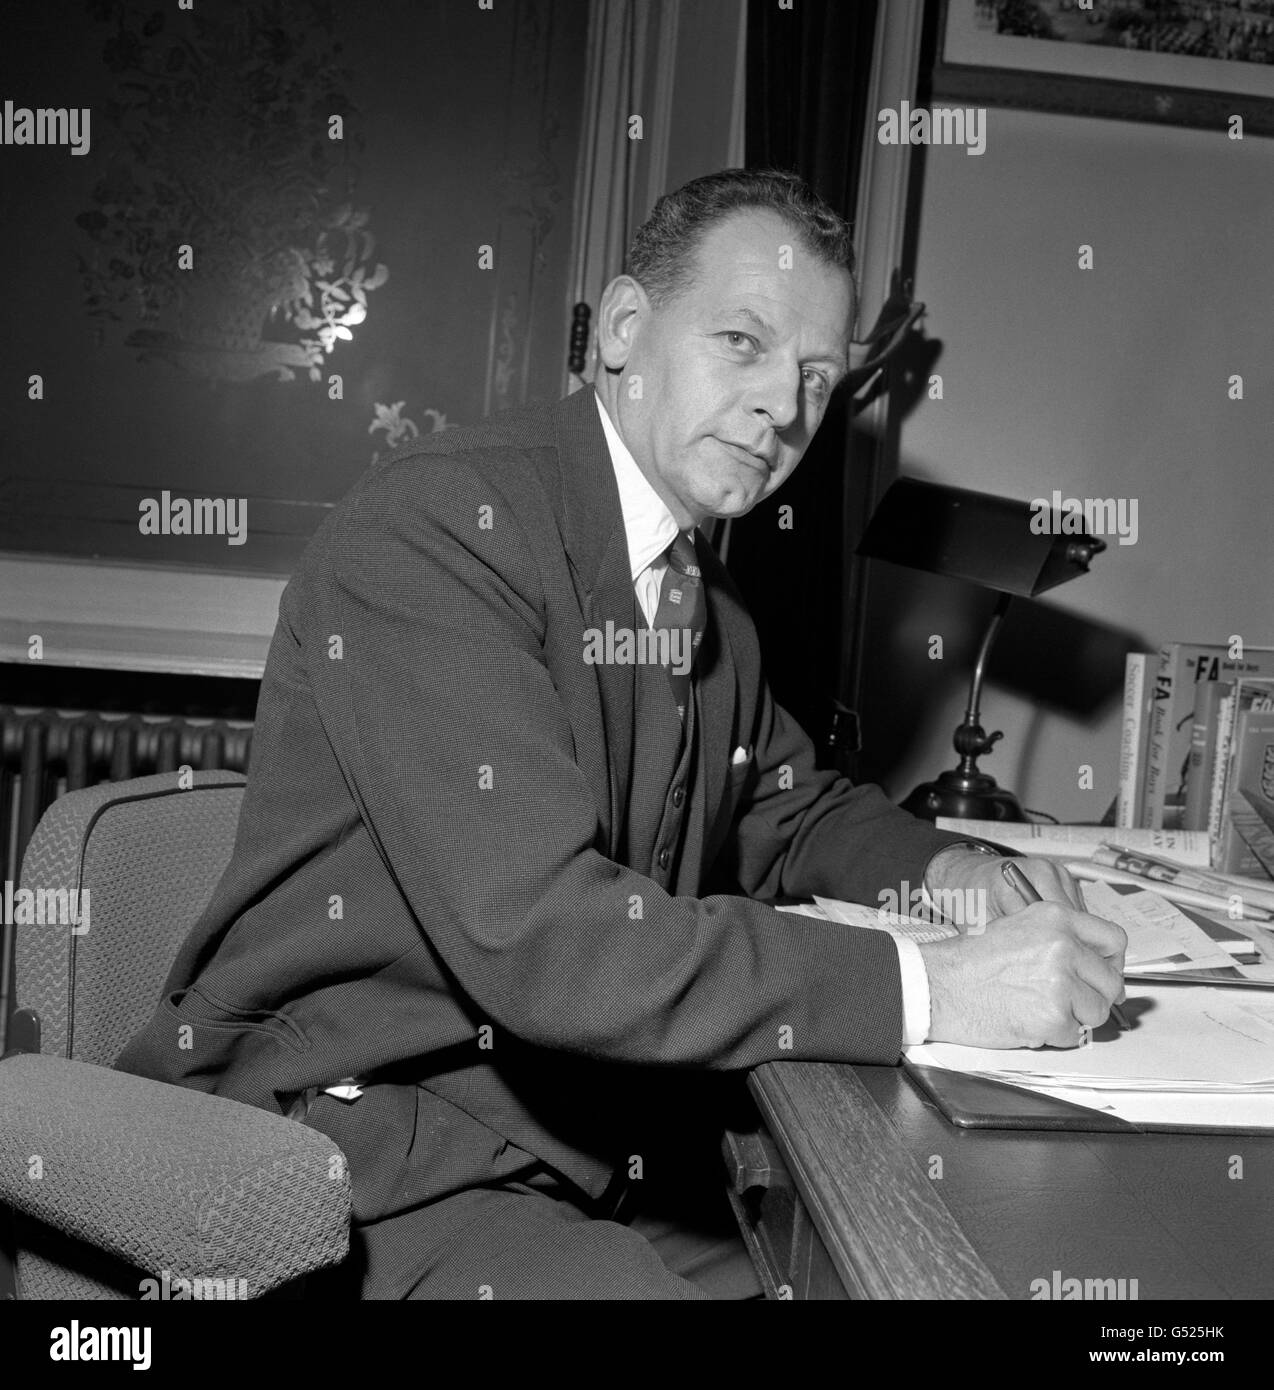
[0,0,587,573]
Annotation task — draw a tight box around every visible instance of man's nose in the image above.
[746,364,801,433]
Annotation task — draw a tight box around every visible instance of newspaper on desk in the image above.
[778,879,1274,975]
[932,818,1213,865]
[778,881,1274,1126]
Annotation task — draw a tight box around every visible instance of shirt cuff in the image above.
[894,934,931,1047]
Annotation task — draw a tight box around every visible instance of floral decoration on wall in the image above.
[75,0,388,383]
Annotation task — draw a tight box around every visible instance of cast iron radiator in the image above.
[0,705,253,1042]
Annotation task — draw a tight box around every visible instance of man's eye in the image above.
[802,369,829,395]
[723,331,756,352]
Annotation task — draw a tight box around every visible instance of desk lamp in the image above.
[856,478,1105,821]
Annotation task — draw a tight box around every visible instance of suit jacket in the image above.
[116,384,973,1203]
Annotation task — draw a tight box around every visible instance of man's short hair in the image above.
[623,167,856,311]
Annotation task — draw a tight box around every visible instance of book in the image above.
[1116,653,1153,828]
[1232,792,1274,880]
[1205,681,1272,867]
[1218,697,1274,878]
[1208,686,1238,854]
[1144,643,1274,830]
[1183,680,1231,832]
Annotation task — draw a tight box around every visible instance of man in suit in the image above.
[117,168,1125,1299]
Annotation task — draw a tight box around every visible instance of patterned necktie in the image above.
[650,532,707,721]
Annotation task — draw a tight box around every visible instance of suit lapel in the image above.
[551,388,635,855]
[691,531,736,837]
[548,387,742,861]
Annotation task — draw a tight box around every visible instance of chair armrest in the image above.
[0,1054,349,1297]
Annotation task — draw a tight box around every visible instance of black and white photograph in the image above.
[0,0,1270,1355]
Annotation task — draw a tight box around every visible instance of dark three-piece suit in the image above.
[117,383,972,1297]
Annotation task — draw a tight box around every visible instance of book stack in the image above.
[1116,642,1274,881]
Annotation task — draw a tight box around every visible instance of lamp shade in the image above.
[855,478,1105,597]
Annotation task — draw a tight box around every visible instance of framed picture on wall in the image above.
[932,0,1274,136]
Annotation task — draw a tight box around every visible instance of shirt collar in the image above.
[593,390,682,581]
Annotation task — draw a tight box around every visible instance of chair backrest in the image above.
[6,771,353,1303]
[15,771,246,1065]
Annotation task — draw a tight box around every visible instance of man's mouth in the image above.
[718,439,773,474]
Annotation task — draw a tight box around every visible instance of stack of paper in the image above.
[907,986,1274,1127]
[782,880,1274,1124]
[1079,880,1274,982]
[1081,880,1236,972]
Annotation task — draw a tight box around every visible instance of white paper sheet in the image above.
[907,986,1274,1093]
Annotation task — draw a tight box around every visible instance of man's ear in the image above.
[596,275,647,372]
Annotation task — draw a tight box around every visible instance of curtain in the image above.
[727,0,881,765]
[564,0,650,394]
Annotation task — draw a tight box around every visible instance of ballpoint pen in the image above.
[1001,859,1131,1032]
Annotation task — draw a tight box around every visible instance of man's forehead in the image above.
[699,224,830,281]
[689,215,852,316]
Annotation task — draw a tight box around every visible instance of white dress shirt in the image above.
[592,391,931,1045]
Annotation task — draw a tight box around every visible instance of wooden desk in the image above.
[725,1060,1274,1300]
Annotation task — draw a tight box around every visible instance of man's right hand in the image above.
[917,902,1127,1049]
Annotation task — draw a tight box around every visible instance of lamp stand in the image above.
[901,592,1026,822]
